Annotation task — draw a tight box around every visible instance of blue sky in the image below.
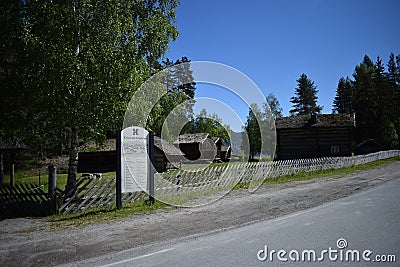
[166,0,400,131]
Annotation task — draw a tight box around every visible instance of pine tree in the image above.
[331,54,400,149]
[150,57,196,138]
[373,56,392,144]
[332,77,354,114]
[352,55,377,143]
[351,54,398,148]
[387,53,400,148]
[289,74,322,116]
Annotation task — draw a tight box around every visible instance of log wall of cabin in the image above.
[178,143,201,160]
[154,149,167,172]
[154,149,182,172]
[277,127,352,159]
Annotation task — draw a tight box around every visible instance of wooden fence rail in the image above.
[46,149,400,214]
[0,183,53,218]
[153,150,400,198]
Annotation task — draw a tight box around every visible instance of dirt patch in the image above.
[1,161,400,266]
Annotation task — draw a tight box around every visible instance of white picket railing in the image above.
[154,150,400,197]
[57,150,400,213]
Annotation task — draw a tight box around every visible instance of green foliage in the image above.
[290,73,323,116]
[264,93,283,119]
[22,0,178,141]
[242,99,278,161]
[332,77,354,114]
[332,53,400,149]
[388,53,400,148]
[1,0,180,189]
[242,103,262,160]
[148,57,196,138]
[182,109,230,142]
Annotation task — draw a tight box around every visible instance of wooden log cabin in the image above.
[275,114,355,159]
[211,137,231,162]
[78,136,184,173]
[174,133,216,162]
[212,137,222,161]
[220,144,232,162]
[153,136,184,172]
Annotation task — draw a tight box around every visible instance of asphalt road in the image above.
[68,177,400,267]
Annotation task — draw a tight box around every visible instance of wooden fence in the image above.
[0,183,59,218]
[2,150,398,215]
[56,150,400,213]
[57,176,147,214]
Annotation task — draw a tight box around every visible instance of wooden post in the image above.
[0,152,4,185]
[48,165,57,196]
[48,165,57,214]
[66,126,79,196]
[148,131,155,204]
[10,152,15,190]
[116,131,122,209]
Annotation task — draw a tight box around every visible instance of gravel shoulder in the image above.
[1,161,400,266]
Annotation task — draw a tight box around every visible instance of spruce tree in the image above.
[332,77,354,114]
[352,55,377,143]
[290,74,322,116]
[373,56,391,143]
[387,53,400,147]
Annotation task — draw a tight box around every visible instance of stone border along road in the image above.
[1,160,400,266]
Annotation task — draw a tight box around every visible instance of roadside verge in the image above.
[1,159,400,266]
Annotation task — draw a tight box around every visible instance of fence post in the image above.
[10,163,15,190]
[148,131,155,204]
[48,165,57,214]
[10,152,15,190]
[116,130,122,209]
[0,152,4,185]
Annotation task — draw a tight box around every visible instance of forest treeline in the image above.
[242,53,400,159]
[332,54,400,149]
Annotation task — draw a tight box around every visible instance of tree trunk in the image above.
[65,0,81,196]
[66,126,79,195]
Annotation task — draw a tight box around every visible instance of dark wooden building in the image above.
[276,114,355,159]
[153,136,184,172]
[78,151,117,173]
[78,136,184,173]
[356,139,383,155]
[212,137,223,160]
[0,137,27,186]
[220,145,232,162]
[174,133,216,162]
